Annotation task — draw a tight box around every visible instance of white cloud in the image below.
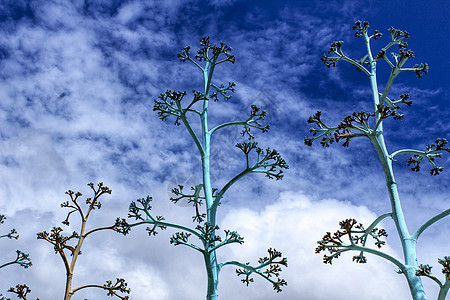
[0,183,414,299]
[0,129,69,213]
[0,1,448,299]
[115,1,144,25]
[217,191,410,299]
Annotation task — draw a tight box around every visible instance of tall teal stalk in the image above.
[307,21,449,300]
[201,59,219,299]
[126,37,288,299]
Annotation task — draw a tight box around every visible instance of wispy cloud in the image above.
[0,1,448,299]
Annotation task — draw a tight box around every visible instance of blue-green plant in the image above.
[125,37,288,300]
[1,214,32,300]
[36,182,130,300]
[0,215,32,270]
[306,20,449,300]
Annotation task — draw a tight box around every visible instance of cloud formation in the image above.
[0,1,448,299]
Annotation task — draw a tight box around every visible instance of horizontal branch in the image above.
[84,224,120,237]
[72,284,108,294]
[0,228,18,240]
[208,230,244,253]
[0,250,32,269]
[390,149,426,159]
[128,196,203,239]
[219,260,286,292]
[128,219,202,239]
[209,120,247,135]
[220,248,288,293]
[390,139,449,175]
[340,243,405,271]
[71,278,130,300]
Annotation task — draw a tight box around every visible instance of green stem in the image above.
[341,244,406,271]
[210,120,247,135]
[379,68,400,105]
[438,280,450,300]
[370,92,427,300]
[390,149,427,159]
[0,260,17,269]
[213,168,252,210]
[201,61,220,300]
[364,30,426,299]
[180,110,204,157]
[412,208,450,241]
[219,260,280,287]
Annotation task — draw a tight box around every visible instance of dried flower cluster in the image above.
[126,36,288,298]
[0,215,32,270]
[315,218,388,264]
[235,248,288,292]
[35,183,130,300]
[307,20,449,299]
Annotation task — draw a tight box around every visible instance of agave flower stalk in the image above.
[126,37,288,300]
[37,183,130,300]
[307,21,449,300]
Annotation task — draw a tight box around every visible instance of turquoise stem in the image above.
[202,61,220,299]
[371,129,427,300]
[438,280,450,300]
[362,29,426,299]
[412,208,450,241]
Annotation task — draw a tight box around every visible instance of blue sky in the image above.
[0,1,448,299]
